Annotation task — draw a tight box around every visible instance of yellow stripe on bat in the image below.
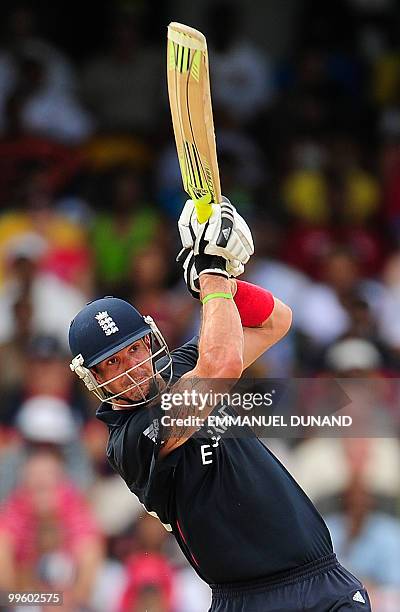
[190,49,201,82]
[178,144,213,223]
[170,41,191,73]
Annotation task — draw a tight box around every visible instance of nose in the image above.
[123,351,141,369]
[121,352,145,382]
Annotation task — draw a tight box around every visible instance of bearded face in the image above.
[93,337,154,405]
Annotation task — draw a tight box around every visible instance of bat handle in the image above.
[194,192,213,223]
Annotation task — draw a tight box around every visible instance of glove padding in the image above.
[178,197,254,266]
[177,248,243,299]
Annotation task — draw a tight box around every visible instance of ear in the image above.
[143,335,151,349]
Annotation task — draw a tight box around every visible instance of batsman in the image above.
[69,197,371,611]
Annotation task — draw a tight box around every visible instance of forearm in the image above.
[159,274,244,457]
[197,274,244,377]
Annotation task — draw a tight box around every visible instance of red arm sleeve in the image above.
[233,280,275,327]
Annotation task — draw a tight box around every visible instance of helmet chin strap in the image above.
[112,394,138,407]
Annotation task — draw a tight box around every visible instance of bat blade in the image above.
[167,22,221,223]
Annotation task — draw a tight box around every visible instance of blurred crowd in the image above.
[0,1,399,610]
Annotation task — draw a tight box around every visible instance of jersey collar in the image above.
[95,402,134,428]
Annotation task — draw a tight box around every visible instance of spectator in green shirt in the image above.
[91,167,160,296]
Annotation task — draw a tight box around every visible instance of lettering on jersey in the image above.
[95,311,119,336]
[206,405,230,438]
[201,444,213,465]
[211,435,221,447]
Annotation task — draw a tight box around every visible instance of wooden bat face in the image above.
[167,22,221,223]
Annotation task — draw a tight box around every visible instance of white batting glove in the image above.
[176,248,201,298]
[177,248,244,300]
[178,197,254,266]
[226,259,245,277]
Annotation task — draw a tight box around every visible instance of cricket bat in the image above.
[167,22,221,223]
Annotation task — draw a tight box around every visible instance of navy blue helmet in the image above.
[69,297,172,407]
[69,296,151,368]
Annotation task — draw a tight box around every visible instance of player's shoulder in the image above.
[104,404,164,485]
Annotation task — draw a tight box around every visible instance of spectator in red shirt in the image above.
[0,447,104,610]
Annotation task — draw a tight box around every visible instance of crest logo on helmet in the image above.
[95,311,119,336]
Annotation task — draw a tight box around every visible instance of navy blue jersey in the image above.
[96,337,333,584]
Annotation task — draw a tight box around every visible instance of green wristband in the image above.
[201,292,233,305]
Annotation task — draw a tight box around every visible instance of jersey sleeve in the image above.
[170,336,199,379]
